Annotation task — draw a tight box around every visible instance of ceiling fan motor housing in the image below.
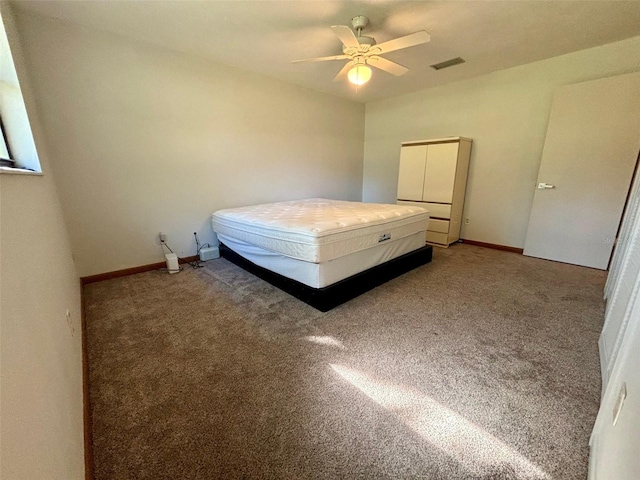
[351,15,369,30]
[356,36,376,46]
[350,16,376,47]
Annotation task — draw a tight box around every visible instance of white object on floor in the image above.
[199,246,220,261]
[165,253,179,273]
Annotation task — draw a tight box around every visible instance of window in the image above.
[0,4,41,173]
[0,113,15,168]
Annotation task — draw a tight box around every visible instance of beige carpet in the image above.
[83,244,605,479]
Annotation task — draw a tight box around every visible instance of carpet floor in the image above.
[83,244,606,479]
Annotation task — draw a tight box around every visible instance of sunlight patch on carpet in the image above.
[304,336,346,349]
[330,364,549,479]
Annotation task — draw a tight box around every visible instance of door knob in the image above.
[537,182,555,189]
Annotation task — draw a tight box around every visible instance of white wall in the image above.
[363,36,640,248]
[0,4,85,479]
[15,11,365,277]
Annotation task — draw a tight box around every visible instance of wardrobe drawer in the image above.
[397,200,428,211]
[428,219,450,234]
[397,200,451,219]
[423,203,451,219]
[426,231,449,245]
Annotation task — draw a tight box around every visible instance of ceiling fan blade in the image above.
[331,25,360,48]
[368,56,409,76]
[333,61,355,82]
[292,54,349,64]
[374,31,431,55]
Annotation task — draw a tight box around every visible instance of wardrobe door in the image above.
[422,142,459,203]
[397,145,427,201]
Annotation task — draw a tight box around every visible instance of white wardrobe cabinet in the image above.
[397,137,472,247]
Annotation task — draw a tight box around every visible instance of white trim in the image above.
[603,272,640,384]
[605,162,640,300]
[598,335,608,396]
[599,171,640,388]
[588,437,598,480]
[0,166,42,175]
[402,137,472,145]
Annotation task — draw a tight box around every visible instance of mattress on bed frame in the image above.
[211,198,432,311]
[211,198,429,263]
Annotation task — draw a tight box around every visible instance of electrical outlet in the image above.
[464,218,470,225]
[159,232,167,243]
[66,309,75,336]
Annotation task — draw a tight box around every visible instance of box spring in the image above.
[217,232,426,288]
[219,242,433,312]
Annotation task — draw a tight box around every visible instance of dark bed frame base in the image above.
[219,243,433,312]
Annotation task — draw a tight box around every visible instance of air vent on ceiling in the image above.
[430,57,465,71]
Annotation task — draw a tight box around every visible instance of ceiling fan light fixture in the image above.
[348,64,372,86]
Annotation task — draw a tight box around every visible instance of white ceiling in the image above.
[11,0,640,103]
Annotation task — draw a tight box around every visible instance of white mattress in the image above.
[211,198,429,263]
[218,232,426,288]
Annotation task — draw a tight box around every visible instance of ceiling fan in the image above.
[292,15,430,86]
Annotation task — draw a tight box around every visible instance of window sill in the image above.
[0,166,43,176]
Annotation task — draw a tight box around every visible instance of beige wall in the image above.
[15,11,365,277]
[363,36,640,248]
[0,4,84,479]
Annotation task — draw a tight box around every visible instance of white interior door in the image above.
[397,145,427,201]
[523,72,640,269]
[422,143,458,203]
